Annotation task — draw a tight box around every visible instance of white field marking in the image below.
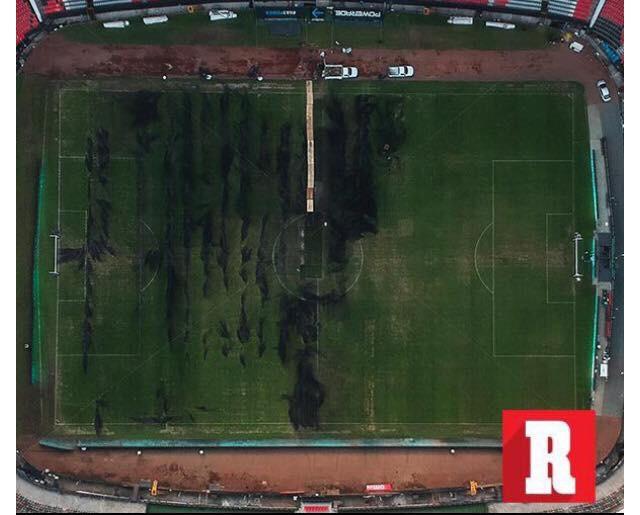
[58,353,138,358]
[332,92,572,97]
[60,86,305,95]
[473,222,494,295]
[572,92,577,409]
[61,155,135,161]
[493,354,575,358]
[492,162,495,357]
[492,159,573,163]
[139,220,160,293]
[58,209,89,300]
[271,215,364,301]
[316,279,320,371]
[492,160,577,360]
[545,213,575,305]
[83,210,88,301]
[54,88,62,424]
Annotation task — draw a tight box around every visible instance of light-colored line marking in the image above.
[546,213,575,305]
[54,88,62,424]
[474,222,494,295]
[492,159,577,360]
[58,354,138,358]
[83,210,88,301]
[492,159,573,163]
[61,155,134,161]
[316,279,320,371]
[571,92,577,409]
[492,162,495,357]
[139,220,159,293]
[494,355,574,358]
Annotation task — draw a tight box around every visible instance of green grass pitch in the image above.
[21,78,595,440]
[59,11,553,51]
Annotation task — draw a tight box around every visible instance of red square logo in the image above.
[502,410,596,503]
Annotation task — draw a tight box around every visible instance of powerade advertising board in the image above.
[333,9,384,23]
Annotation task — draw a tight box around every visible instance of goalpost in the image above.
[573,232,583,282]
[49,233,60,276]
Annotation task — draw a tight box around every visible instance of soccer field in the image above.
[27,79,595,440]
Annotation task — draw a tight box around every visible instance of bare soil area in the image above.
[23,33,617,103]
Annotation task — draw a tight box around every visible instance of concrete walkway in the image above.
[17,474,145,513]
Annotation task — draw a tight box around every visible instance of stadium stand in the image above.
[64,0,87,11]
[17,493,75,513]
[431,0,541,10]
[57,0,172,11]
[548,0,595,21]
[592,0,624,49]
[42,0,67,16]
[600,0,624,26]
[17,0,40,46]
[505,0,542,13]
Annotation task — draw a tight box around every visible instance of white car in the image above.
[597,80,611,102]
[388,65,414,78]
[343,66,358,79]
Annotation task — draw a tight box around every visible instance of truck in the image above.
[321,64,358,80]
[209,9,238,22]
[485,21,516,30]
[143,15,169,25]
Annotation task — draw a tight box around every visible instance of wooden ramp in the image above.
[306,80,315,213]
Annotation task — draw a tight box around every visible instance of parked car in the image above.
[388,65,414,78]
[322,64,358,80]
[597,80,611,102]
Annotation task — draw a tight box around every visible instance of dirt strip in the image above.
[23,33,618,104]
[18,417,620,494]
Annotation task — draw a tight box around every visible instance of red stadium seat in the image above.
[573,0,596,21]
[601,0,624,26]
[42,0,66,16]
[592,0,624,48]
[16,0,40,46]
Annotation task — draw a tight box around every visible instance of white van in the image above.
[569,42,585,53]
[600,362,609,380]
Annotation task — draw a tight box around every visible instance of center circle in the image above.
[272,214,364,301]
